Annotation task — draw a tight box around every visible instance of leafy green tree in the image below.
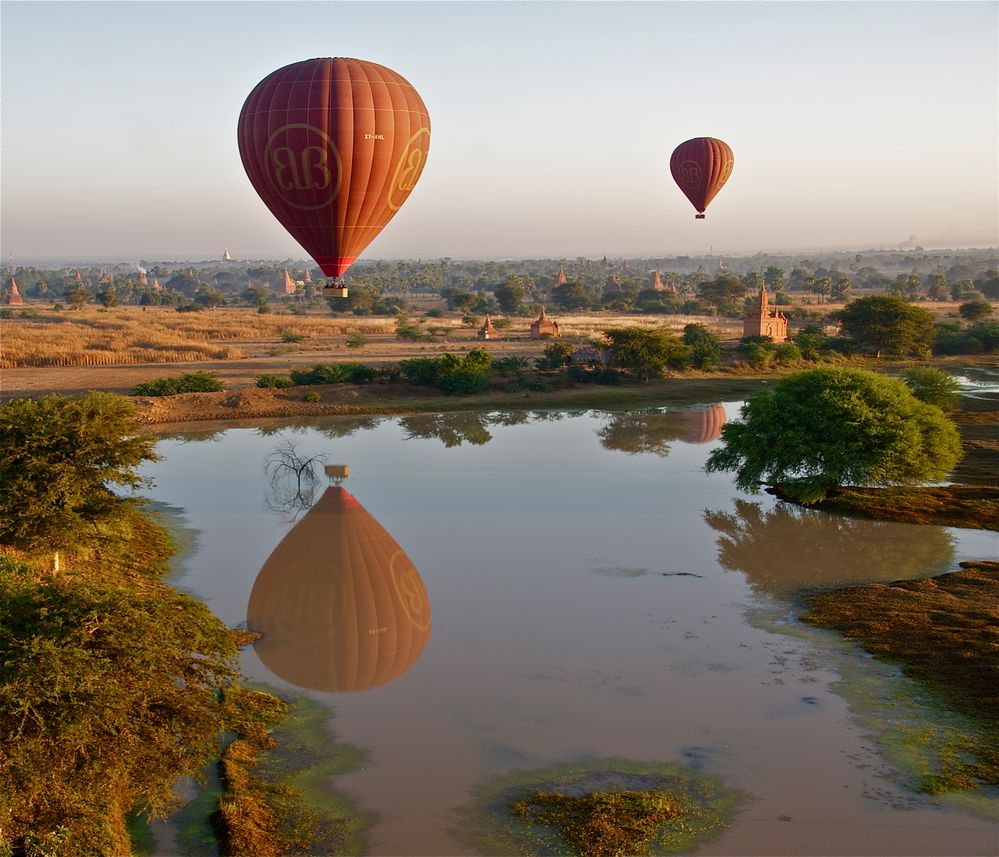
[926,273,950,301]
[602,327,691,380]
[737,338,777,370]
[494,279,525,314]
[697,275,745,316]
[706,367,962,502]
[0,394,159,554]
[97,285,118,308]
[959,300,993,322]
[682,323,722,369]
[763,266,785,291]
[0,554,240,855]
[535,341,574,371]
[553,281,592,310]
[836,295,935,357]
[975,270,999,300]
[901,367,960,412]
[969,320,999,352]
[64,286,90,310]
[831,276,852,301]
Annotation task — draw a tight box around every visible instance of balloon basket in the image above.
[324,283,349,298]
[695,214,706,220]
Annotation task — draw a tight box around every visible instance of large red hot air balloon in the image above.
[669,137,733,219]
[238,57,431,290]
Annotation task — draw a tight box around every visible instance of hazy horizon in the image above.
[3,2,997,262]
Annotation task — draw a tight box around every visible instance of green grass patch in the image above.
[455,758,743,856]
[801,562,999,808]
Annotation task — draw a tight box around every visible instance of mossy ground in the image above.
[801,561,999,807]
[215,684,373,856]
[456,758,743,857]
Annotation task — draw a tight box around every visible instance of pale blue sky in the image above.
[2,1,996,262]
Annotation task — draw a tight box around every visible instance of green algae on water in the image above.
[456,758,744,856]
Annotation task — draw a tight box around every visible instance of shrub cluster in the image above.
[130,371,224,396]
[289,363,378,385]
[933,321,999,355]
[399,350,493,395]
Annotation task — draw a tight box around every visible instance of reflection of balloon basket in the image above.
[695,214,706,220]
[324,279,349,298]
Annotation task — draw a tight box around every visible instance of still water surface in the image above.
[143,406,997,856]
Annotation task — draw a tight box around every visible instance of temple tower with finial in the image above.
[531,307,560,339]
[477,315,497,340]
[742,285,788,342]
[5,278,25,306]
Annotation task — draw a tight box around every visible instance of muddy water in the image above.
[144,407,998,856]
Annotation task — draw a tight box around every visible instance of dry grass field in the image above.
[0,306,744,396]
[0,300,974,401]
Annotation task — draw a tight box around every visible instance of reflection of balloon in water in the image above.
[681,404,727,443]
[238,58,431,287]
[247,483,431,692]
[669,137,734,219]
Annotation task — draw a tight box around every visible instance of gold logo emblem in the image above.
[264,123,342,210]
[676,159,703,189]
[388,128,430,211]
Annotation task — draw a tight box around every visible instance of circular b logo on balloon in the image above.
[388,128,431,211]
[676,160,703,190]
[390,549,432,632]
[264,123,343,210]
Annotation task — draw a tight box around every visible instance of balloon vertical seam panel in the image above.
[356,61,408,253]
[342,59,379,262]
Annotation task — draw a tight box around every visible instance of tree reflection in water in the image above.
[704,499,955,597]
[598,404,726,457]
[263,438,327,521]
[399,413,494,447]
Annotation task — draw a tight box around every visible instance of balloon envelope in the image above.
[247,485,431,692]
[669,137,733,218]
[238,57,431,278]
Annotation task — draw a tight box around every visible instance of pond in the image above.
[142,405,997,856]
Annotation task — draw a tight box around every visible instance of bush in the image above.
[345,331,368,349]
[774,342,803,366]
[901,367,960,411]
[536,341,574,371]
[493,356,531,377]
[399,352,492,394]
[255,374,294,389]
[131,372,224,396]
[303,391,321,403]
[969,320,999,352]
[280,330,306,343]
[737,340,776,370]
[933,329,984,355]
[566,364,620,385]
[288,363,377,386]
[437,370,492,396]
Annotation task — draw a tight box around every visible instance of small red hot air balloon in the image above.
[238,58,431,294]
[669,137,733,219]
